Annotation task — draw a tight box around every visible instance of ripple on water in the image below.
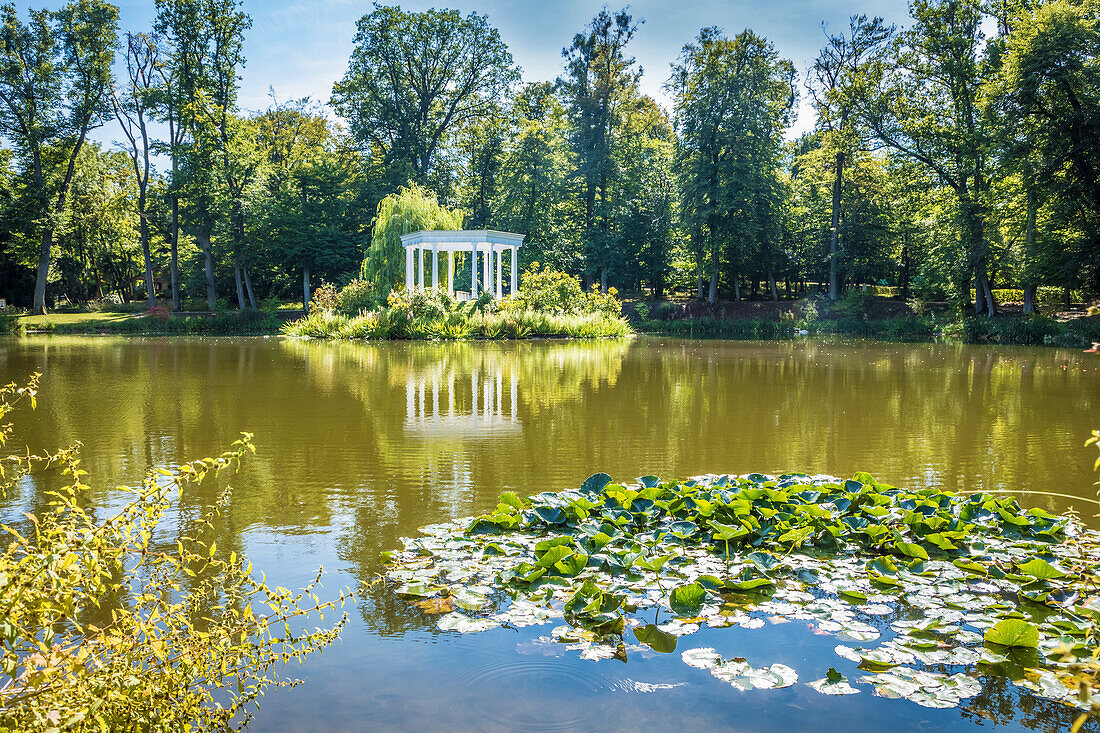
[433,652,630,732]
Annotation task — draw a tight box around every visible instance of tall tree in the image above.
[558,8,641,289]
[112,31,158,307]
[670,27,795,302]
[0,0,118,313]
[856,0,998,315]
[154,0,251,311]
[496,82,578,271]
[807,15,893,300]
[989,0,1100,294]
[332,5,518,190]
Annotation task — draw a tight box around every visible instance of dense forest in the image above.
[0,0,1096,315]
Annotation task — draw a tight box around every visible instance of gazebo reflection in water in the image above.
[403,358,520,438]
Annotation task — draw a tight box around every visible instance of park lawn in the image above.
[19,311,141,328]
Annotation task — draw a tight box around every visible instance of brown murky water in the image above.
[1,335,1097,732]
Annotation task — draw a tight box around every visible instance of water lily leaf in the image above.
[985,619,1040,648]
[670,582,707,615]
[636,475,660,488]
[1017,557,1065,580]
[535,545,573,569]
[894,541,929,560]
[748,551,783,574]
[838,588,868,601]
[534,506,567,525]
[726,577,774,591]
[581,473,613,494]
[809,668,860,695]
[634,623,678,653]
[552,551,589,577]
[681,647,723,670]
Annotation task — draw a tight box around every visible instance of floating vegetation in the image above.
[382,472,1100,715]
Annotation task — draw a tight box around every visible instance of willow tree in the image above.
[364,184,464,294]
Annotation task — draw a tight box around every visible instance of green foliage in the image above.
[363,185,464,294]
[386,469,1100,710]
[0,376,349,731]
[499,263,623,317]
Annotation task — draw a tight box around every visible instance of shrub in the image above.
[501,263,624,317]
[145,305,171,322]
[0,377,349,731]
[310,282,340,313]
[336,278,379,315]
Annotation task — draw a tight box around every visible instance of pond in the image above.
[1,335,1098,732]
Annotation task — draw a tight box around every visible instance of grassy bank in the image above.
[282,309,633,340]
[637,312,1100,347]
[7,310,287,335]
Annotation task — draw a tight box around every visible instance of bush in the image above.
[310,282,340,313]
[336,278,379,315]
[501,263,623,317]
[0,377,349,731]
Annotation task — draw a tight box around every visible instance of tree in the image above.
[112,31,158,308]
[988,0,1100,294]
[0,0,118,314]
[559,8,642,289]
[0,377,348,730]
[363,184,463,294]
[807,15,893,300]
[856,0,998,315]
[670,27,795,302]
[613,94,676,294]
[495,82,579,271]
[154,0,251,311]
[332,5,518,190]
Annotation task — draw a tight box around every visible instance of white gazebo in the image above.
[400,230,524,300]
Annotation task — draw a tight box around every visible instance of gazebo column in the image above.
[486,244,495,292]
[417,246,424,289]
[432,244,439,291]
[470,242,478,295]
[495,246,502,299]
[510,246,517,295]
[447,251,454,294]
[405,245,414,291]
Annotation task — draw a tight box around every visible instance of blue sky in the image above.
[26,0,917,139]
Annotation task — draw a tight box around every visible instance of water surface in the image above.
[1,336,1097,732]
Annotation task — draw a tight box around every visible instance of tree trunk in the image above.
[199,228,217,311]
[600,268,607,294]
[900,235,910,301]
[974,273,986,315]
[707,257,719,304]
[170,196,180,311]
[303,264,311,313]
[1022,186,1037,315]
[32,229,53,314]
[243,266,257,309]
[979,268,996,317]
[1064,286,1071,309]
[233,255,246,310]
[141,210,155,309]
[1023,286,1036,315]
[829,151,844,301]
